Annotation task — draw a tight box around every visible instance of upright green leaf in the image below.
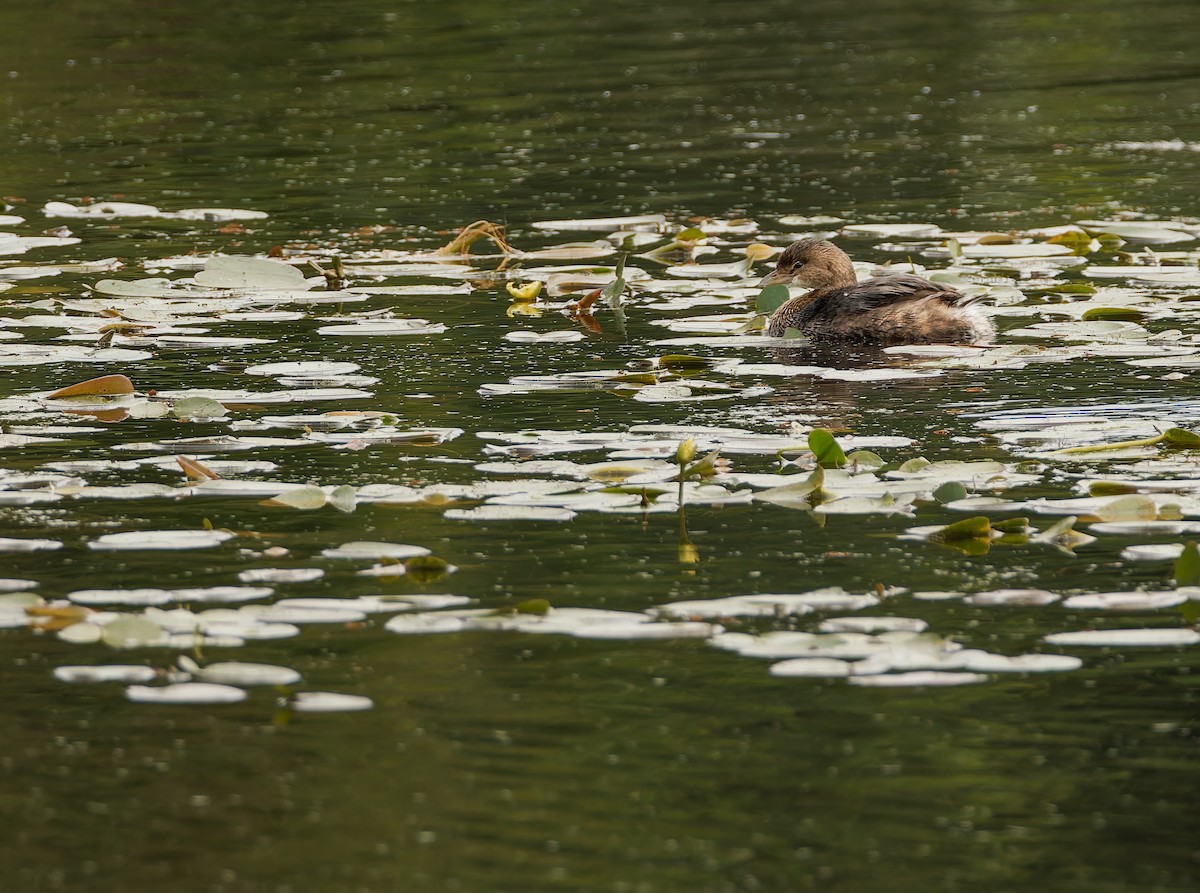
[808,428,847,468]
[601,253,628,308]
[756,284,791,314]
[1175,541,1200,587]
[1164,428,1200,448]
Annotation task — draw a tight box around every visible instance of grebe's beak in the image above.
[757,267,793,288]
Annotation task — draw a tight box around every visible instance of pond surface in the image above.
[3,2,1200,891]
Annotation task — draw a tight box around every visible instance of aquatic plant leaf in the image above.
[1081,307,1147,322]
[601,254,627,309]
[194,256,307,290]
[237,568,324,584]
[848,672,987,687]
[845,450,885,470]
[264,485,327,510]
[930,516,993,543]
[531,214,666,231]
[808,428,847,468]
[47,374,135,399]
[1044,628,1200,647]
[756,284,790,314]
[245,361,359,377]
[126,683,246,704]
[658,354,715,371]
[102,615,166,648]
[966,589,1060,606]
[196,662,301,686]
[89,529,234,551]
[55,665,157,684]
[1175,541,1200,587]
[172,396,228,420]
[933,481,968,504]
[1164,428,1200,448]
[290,692,374,712]
[322,542,430,560]
[177,455,220,481]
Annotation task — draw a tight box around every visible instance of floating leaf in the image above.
[264,485,327,510]
[658,354,715,371]
[47,374,135,399]
[55,665,157,684]
[172,396,228,420]
[930,516,993,543]
[102,615,166,648]
[1081,307,1147,322]
[196,662,301,686]
[932,481,968,504]
[89,530,234,551]
[1044,628,1200,647]
[126,683,246,704]
[845,450,885,470]
[290,692,374,712]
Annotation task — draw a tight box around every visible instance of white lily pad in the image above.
[54,665,158,684]
[290,692,374,712]
[193,256,308,290]
[769,658,854,677]
[444,505,576,522]
[1044,628,1200,647]
[503,330,586,343]
[847,671,987,687]
[195,662,301,686]
[0,537,63,552]
[245,361,360,377]
[89,529,235,550]
[841,223,943,238]
[237,568,325,584]
[1062,591,1188,610]
[532,214,666,231]
[316,320,446,336]
[964,589,1060,606]
[126,683,247,704]
[320,542,431,560]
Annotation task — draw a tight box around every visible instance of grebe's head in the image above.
[758,239,856,290]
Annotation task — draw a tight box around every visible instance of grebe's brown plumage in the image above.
[759,239,993,344]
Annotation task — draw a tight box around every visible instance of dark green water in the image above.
[2,2,1200,891]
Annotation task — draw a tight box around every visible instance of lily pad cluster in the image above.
[4,202,1200,707]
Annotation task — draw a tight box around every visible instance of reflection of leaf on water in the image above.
[405,555,455,584]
